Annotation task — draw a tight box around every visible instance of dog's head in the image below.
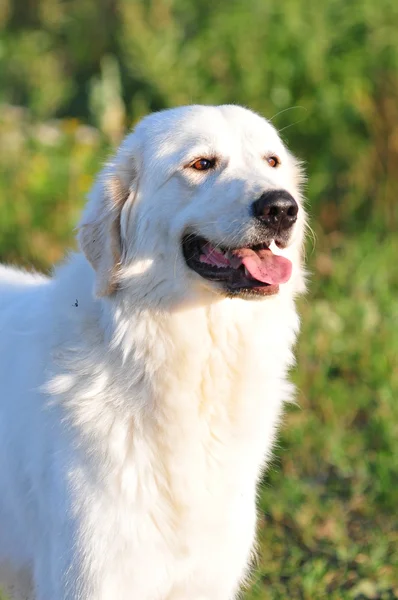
[79,105,306,305]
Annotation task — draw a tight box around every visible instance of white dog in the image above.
[0,105,306,600]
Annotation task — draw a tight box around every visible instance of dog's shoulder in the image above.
[0,263,48,286]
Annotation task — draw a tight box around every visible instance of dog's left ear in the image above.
[78,136,138,297]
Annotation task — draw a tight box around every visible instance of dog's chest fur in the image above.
[48,290,299,598]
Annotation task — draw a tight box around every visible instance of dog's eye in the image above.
[266,155,280,168]
[190,158,216,171]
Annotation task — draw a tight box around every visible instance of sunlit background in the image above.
[0,1,397,598]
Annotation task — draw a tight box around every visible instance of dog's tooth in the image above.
[244,266,250,278]
[269,240,278,253]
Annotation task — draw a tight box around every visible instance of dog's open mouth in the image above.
[182,233,292,297]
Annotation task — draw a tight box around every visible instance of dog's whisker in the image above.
[278,114,308,133]
[305,222,317,257]
[269,105,307,122]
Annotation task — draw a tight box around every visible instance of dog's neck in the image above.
[51,254,299,478]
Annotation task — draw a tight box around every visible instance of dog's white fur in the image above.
[0,105,306,600]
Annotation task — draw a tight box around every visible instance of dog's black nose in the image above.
[252,190,298,231]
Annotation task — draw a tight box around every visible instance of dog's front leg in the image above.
[167,582,240,600]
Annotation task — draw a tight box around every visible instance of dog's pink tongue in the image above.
[234,248,292,284]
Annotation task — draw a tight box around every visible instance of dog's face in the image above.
[79,105,306,305]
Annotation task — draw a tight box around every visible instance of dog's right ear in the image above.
[78,136,138,297]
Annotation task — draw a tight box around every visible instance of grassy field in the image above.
[0,110,397,599]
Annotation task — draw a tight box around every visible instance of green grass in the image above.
[1,113,397,599]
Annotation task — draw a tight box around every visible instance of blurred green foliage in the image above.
[1,0,398,232]
[0,1,397,598]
